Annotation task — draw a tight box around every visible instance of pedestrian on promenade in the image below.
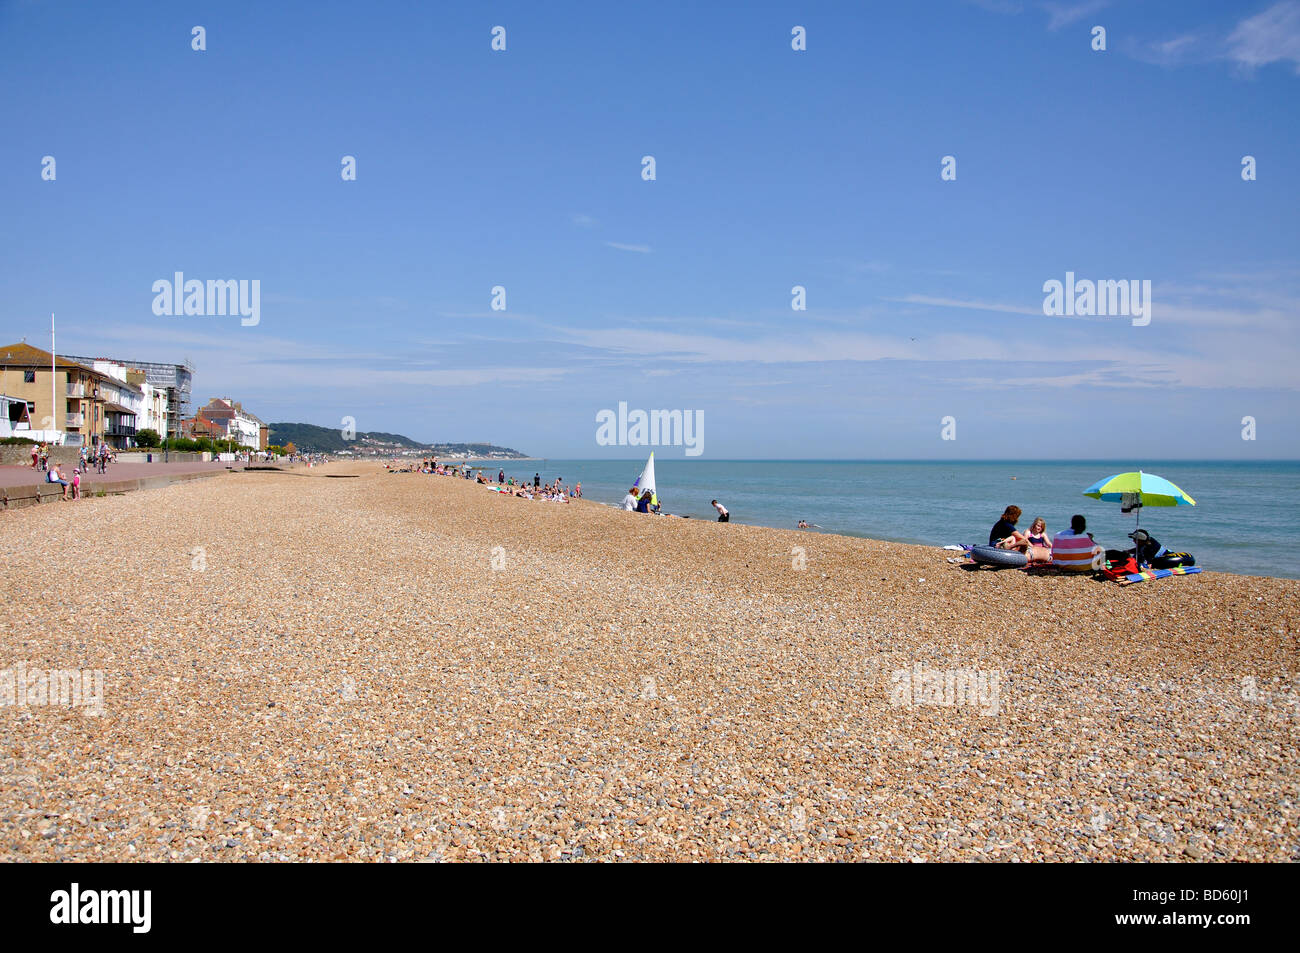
[30,443,39,468]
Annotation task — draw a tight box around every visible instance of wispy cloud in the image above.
[1128,32,1207,68]
[1227,0,1300,74]
[605,242,652,254]
[55,322,568,392]
[1042,0,1111,31]
[886,294,1042,316]
[570,213,597,228]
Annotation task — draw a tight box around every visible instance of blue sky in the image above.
[1,0,1298,458]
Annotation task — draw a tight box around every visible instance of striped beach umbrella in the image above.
[1083,471,1196,507]
[1083,470,1195,533]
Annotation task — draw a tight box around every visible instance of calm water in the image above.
[474,460,1300,579]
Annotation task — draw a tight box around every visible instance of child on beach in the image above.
[1024,517,1052,565]
[71,468,81,499]
[712,500,729,523]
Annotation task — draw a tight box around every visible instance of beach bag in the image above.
[1102,556,1138,581]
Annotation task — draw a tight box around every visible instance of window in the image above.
[24,370,35,383]
[27,401,36,413]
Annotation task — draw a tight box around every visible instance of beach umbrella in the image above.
[1082,469,1195,535]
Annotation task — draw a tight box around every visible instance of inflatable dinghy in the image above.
[968,544,1028,568]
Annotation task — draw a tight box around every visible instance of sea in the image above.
[467,459,1300,580]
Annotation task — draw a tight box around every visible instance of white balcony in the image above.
[65,412,84,427]
[66,383,86,397]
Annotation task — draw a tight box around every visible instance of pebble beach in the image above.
[1,462,1296,862]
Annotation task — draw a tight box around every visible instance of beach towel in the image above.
[1115,566,1202,586]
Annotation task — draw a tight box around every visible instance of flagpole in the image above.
[50,312,56,443]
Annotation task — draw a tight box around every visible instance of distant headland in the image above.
[266,422,529,459]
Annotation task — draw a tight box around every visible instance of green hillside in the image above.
[267,422,527,457]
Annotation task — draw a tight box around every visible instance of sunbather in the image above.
[1050,515,1102,572]
[990,506,1029,551]
[1024,517,1052,565]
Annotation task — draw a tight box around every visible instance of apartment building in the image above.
[191,398,266,450]
[62,353,192,439]
[0,342,116,446]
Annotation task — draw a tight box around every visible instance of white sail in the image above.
[632,451,657,505]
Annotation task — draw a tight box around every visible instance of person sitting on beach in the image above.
[47,463,70,500]
[1115,529,1195,570]
[622,487,639,511]
[1051,515,1102,572]
[990,506,1028,550]
[636,489,653,513]
[1024,517,1052,565]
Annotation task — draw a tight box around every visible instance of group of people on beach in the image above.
[491,471,577,502]
[989,505,1101,569]
[988,504,1185,571]
[495,471,580,501]
[389,459,583,503]
[622,487,660,514]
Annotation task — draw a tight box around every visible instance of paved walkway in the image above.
[0,460,237,489]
